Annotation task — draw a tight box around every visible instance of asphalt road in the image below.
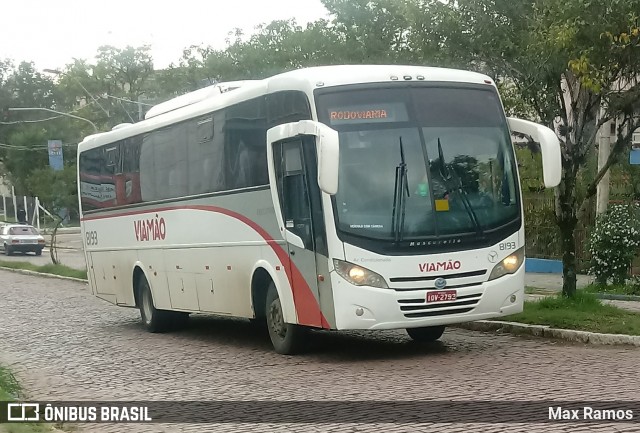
[1,269,639,433]
[0,232,87,271]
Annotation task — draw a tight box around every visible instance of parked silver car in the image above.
[0,224,46,256]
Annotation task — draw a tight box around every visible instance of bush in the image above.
[587,203,640,285]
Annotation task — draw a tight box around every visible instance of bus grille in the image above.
[398,293,482,318]
[390,270,486,283]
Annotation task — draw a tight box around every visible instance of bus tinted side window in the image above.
[140,123,189,201]
[266,91,312,128]
[79,148,104,212]
[79,92,309,213]
[224,97,269,190]
[187,114,225,195]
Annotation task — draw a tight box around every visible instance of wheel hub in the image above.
[269,301,286,339]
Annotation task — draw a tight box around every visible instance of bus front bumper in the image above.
[331,266,525,330]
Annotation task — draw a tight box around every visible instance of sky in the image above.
[0,0,330,72]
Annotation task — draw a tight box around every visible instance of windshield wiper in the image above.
[436,138,484,236]
[391,137,410,243]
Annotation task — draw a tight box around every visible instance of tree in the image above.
[419,0,640,296]
[321,0,415,63]
[54,46,156,128]
[0,61,72,193]
[94,45,154,101]
[26,165,78,264]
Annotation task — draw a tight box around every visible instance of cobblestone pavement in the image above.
[1,269,639,433]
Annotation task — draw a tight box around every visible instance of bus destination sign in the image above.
[327,102,408,125]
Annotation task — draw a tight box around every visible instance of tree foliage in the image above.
[26,165,78,218]
[420,0,640,296]
[587,203,640,285]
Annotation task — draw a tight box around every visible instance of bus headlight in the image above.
[488,247,525,281]
[333,259,389,289]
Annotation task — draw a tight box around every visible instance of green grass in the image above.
[506,290,640,335]
[0,366,54,433]
[0,261,87,280]
[582,282,640,296]
[0,366,21,400]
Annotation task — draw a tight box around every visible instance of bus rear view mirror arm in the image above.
[507,117,562,188]
[267,120,340,195]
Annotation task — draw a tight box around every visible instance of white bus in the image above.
[77,65,561,354]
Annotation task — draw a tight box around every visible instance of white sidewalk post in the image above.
[11,186,17,222]
[35,197,41,230]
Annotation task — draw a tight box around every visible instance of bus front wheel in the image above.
[265,283,307,355]
[138,275,187,332]
[406,325,445,342]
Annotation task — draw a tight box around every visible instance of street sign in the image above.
[48,139,64,170]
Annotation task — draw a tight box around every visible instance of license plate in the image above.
[426,290,457,303]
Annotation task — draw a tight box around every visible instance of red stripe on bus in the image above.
[82,206,330,329]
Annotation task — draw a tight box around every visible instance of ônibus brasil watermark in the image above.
[1,401,638,424]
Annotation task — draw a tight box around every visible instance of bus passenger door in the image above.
[269,137,323,327]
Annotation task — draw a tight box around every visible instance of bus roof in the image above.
[77,64,494,152]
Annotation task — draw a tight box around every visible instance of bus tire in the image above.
[406,325,445,342]
[265,282,306,355]
[137,274,172,333]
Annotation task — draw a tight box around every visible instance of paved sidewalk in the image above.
[525,272,594,291]
[525,272,640,314]
[525,292,640,313]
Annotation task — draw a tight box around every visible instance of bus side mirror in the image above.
[316,124,339,195]
[507,117,562,188]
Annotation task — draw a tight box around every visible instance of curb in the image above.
[0,266,88,283]
[453,320,640,347]
[526,292,640,302]
[526,287,640,302]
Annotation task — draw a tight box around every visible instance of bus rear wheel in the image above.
[406,325,445,342]
[265,282,306,355]
[138,274,187,332]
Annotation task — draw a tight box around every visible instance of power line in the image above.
[0,117,61,125]
[0,100,99,125]
[0,141,79,151]
[103,94,154,106]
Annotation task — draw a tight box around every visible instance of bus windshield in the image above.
[315,84,519,245]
